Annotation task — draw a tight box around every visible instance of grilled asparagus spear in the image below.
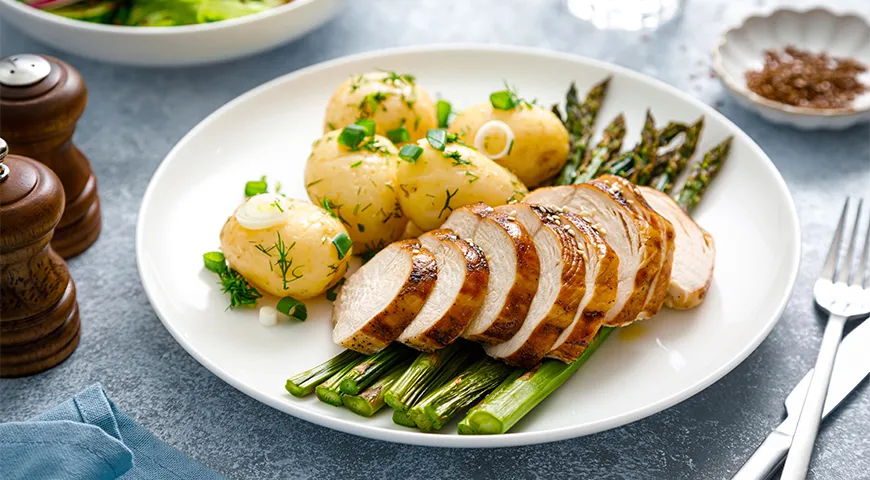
[574,113,627,184]
[675,136,732,211]
[651,117,705,193]
[554,78,611,185]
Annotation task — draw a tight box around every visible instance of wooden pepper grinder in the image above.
[0,138,81,377]
[0,54,101,259]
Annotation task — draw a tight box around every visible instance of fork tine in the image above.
[821,198,849,281]
[858,202,870,287]
[838,198,863,284]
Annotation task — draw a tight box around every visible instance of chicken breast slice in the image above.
[484,205,587,367]
[442,203,540,344]
[590,175,675,319]
[639,186,716,309]
[398,229,489,351]
[524,184,661,327]
[332,239,437,354]
[547,210,620,362]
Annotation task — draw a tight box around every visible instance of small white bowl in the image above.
[713,8,870,130]
[0,0,342,67]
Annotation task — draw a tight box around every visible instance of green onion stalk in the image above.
[285,350,364,397]
[408,358,517,432]
[315,354,369,406]
[458,327,614,435]
[342,362,411,417]
[339,343,416,395]
[392,409,418,428]
[384,342,477,413]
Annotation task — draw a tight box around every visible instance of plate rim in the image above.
[135,43,802,448]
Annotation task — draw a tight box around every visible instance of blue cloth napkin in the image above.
[0,384,225,480]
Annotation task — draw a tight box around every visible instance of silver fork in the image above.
[781,198,870,480]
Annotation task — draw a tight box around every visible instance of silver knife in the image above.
[731,318,870,480]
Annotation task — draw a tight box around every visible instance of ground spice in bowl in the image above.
[745,46,867,109]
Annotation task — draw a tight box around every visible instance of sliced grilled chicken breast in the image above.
[484,205,587,367]
[547,211,620,362]
[639,186,716,309]
[398,230,489,351]
[333,239,437,354]
[442,203,540,344]
[590,175,675,319]
[524,184,661,327]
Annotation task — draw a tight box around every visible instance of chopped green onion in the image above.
[436,100,452,128]
[203,251,227,274]
[426,129,449,151]
[350,160,363,168]
[387,127,410,144]
[277,296,307,321]
[398,144,423,163]
[332,233,353,260]
[490,90,517,110]
[338,124,367,149]
[326,278,346,301]
[354,119,376,136]
[245,179,268,197]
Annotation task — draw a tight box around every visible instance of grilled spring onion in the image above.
[384,342,478,413]
[285,350,364,397]
[342,362,411,417]
[407,358,517,432]
[457,328,613,434]
[339,343,416,395]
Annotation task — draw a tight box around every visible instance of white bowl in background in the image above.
[0,0,342,67]
[713,8,870,130]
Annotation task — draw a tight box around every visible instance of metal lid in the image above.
[0,55,52,87]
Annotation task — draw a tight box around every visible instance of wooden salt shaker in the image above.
[0,138,81,377]
[0,54,101,258]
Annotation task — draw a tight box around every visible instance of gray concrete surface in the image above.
[1,0,869,478]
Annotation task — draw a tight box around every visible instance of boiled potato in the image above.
[220,195,351,299]
[324,71,437,142]
[396,139,529,231]
[450,103,569,187]
[305,131,407,253]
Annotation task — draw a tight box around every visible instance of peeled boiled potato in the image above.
[305,131,407,253]
[220,196,351,299]
[323,71,437,142]
[396,138,529,231]
[450,103,569,187]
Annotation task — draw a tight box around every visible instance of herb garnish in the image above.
[443,149,471,166]
[271,199,285,213]
[271,231,303,290]
[350,160,363,168]
[379,70,415,86]
[321,198,337,218]
[203,251,262,309]
[306,179,324,188]
[338,124,367,149]
[326,278,346,301]
[465,171,479,183]
[359,92,392,117]
[490,81,535,110]
[440,188,459,218]
[354,119,376,136]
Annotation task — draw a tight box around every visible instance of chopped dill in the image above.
[439,188,459,218]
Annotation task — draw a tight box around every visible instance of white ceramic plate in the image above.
[0,0,341,67]
[136,45,801,447]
